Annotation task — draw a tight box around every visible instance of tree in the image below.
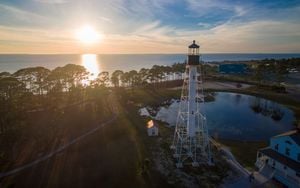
[0,72,11,78]
[111,70,124,87]
[254,64,264,84]
[139,68,149,84]
[172,62,186,80]
[13,67,50,95]
[128,70,141,87]
[47,64,88,92]
[97,71,110,87]
[13,68,35,93]
[0,77,27,133]
[275,62,288,85]
[121,72,130,87]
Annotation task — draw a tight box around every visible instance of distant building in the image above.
[219,64,247,74]
[255,129,300,187]
[147,120,158,136]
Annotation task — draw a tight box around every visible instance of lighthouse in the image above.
[171,40,212,168]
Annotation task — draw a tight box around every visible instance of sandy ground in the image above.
[203,81,252,90]
[286,84,300,102]
[171,81,252,90]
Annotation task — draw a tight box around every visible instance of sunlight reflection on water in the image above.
[81,54,100,80]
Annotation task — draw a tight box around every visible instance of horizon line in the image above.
[1,52,300,55]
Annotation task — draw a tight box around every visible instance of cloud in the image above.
[0,3,50,27]
[195,20,300,52]
[34,0,68,4]
[0,0,299,53]
[98,16,113,23]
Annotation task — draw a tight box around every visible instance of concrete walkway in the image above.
[209,138,269,188]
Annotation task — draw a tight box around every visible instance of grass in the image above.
[124,87,181,106]
[127,86,300,172]
[1,83,299,187]
[2,115,147,188]
[1,87,176,188]
[119,88,237,187]
[218,139,268,170]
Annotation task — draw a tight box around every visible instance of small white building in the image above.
[256,129,300,188]
[147,120,158,136]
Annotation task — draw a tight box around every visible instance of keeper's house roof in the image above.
[259,147,300,172]
[273,129,300,145]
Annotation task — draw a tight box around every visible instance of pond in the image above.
[155,92,296,141]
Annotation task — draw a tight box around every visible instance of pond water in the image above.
[155,92,295,141]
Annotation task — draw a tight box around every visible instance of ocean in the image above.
[0,53,300,74]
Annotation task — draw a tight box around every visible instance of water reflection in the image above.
[154,92,295,141]
[81,54,100,80]
[250,97,284,121]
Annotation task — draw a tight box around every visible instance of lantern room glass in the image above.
[188,47,199,55]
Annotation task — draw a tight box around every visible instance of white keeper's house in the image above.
[147,120,158,136]
[255,129,300,188]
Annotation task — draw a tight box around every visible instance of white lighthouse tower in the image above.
[171,40,212,168]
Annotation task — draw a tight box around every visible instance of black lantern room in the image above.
[188,40,200,65]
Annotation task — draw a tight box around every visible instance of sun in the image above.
[75,25,102,44]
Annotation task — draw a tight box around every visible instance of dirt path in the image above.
[0,115,117,179]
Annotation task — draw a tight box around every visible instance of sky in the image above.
[0,0,299,54]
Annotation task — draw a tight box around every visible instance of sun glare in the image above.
[76,25,102,44]
[81,54,100,81]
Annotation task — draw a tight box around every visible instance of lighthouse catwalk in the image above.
[171,41,212,168]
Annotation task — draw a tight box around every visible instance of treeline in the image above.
[1,57,299,133]
[0,62,189,134]
[248,58,300,86]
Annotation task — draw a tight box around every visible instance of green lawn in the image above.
[218,139,268,170]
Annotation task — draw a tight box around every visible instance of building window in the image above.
[272,161,276,167]
[285,148,290,156]
[285,140,292,145]
[296,173,300,178]
[298,153,300,161]
[284,166,287,170]
[275,144,279,150]
[192,76,195,80]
